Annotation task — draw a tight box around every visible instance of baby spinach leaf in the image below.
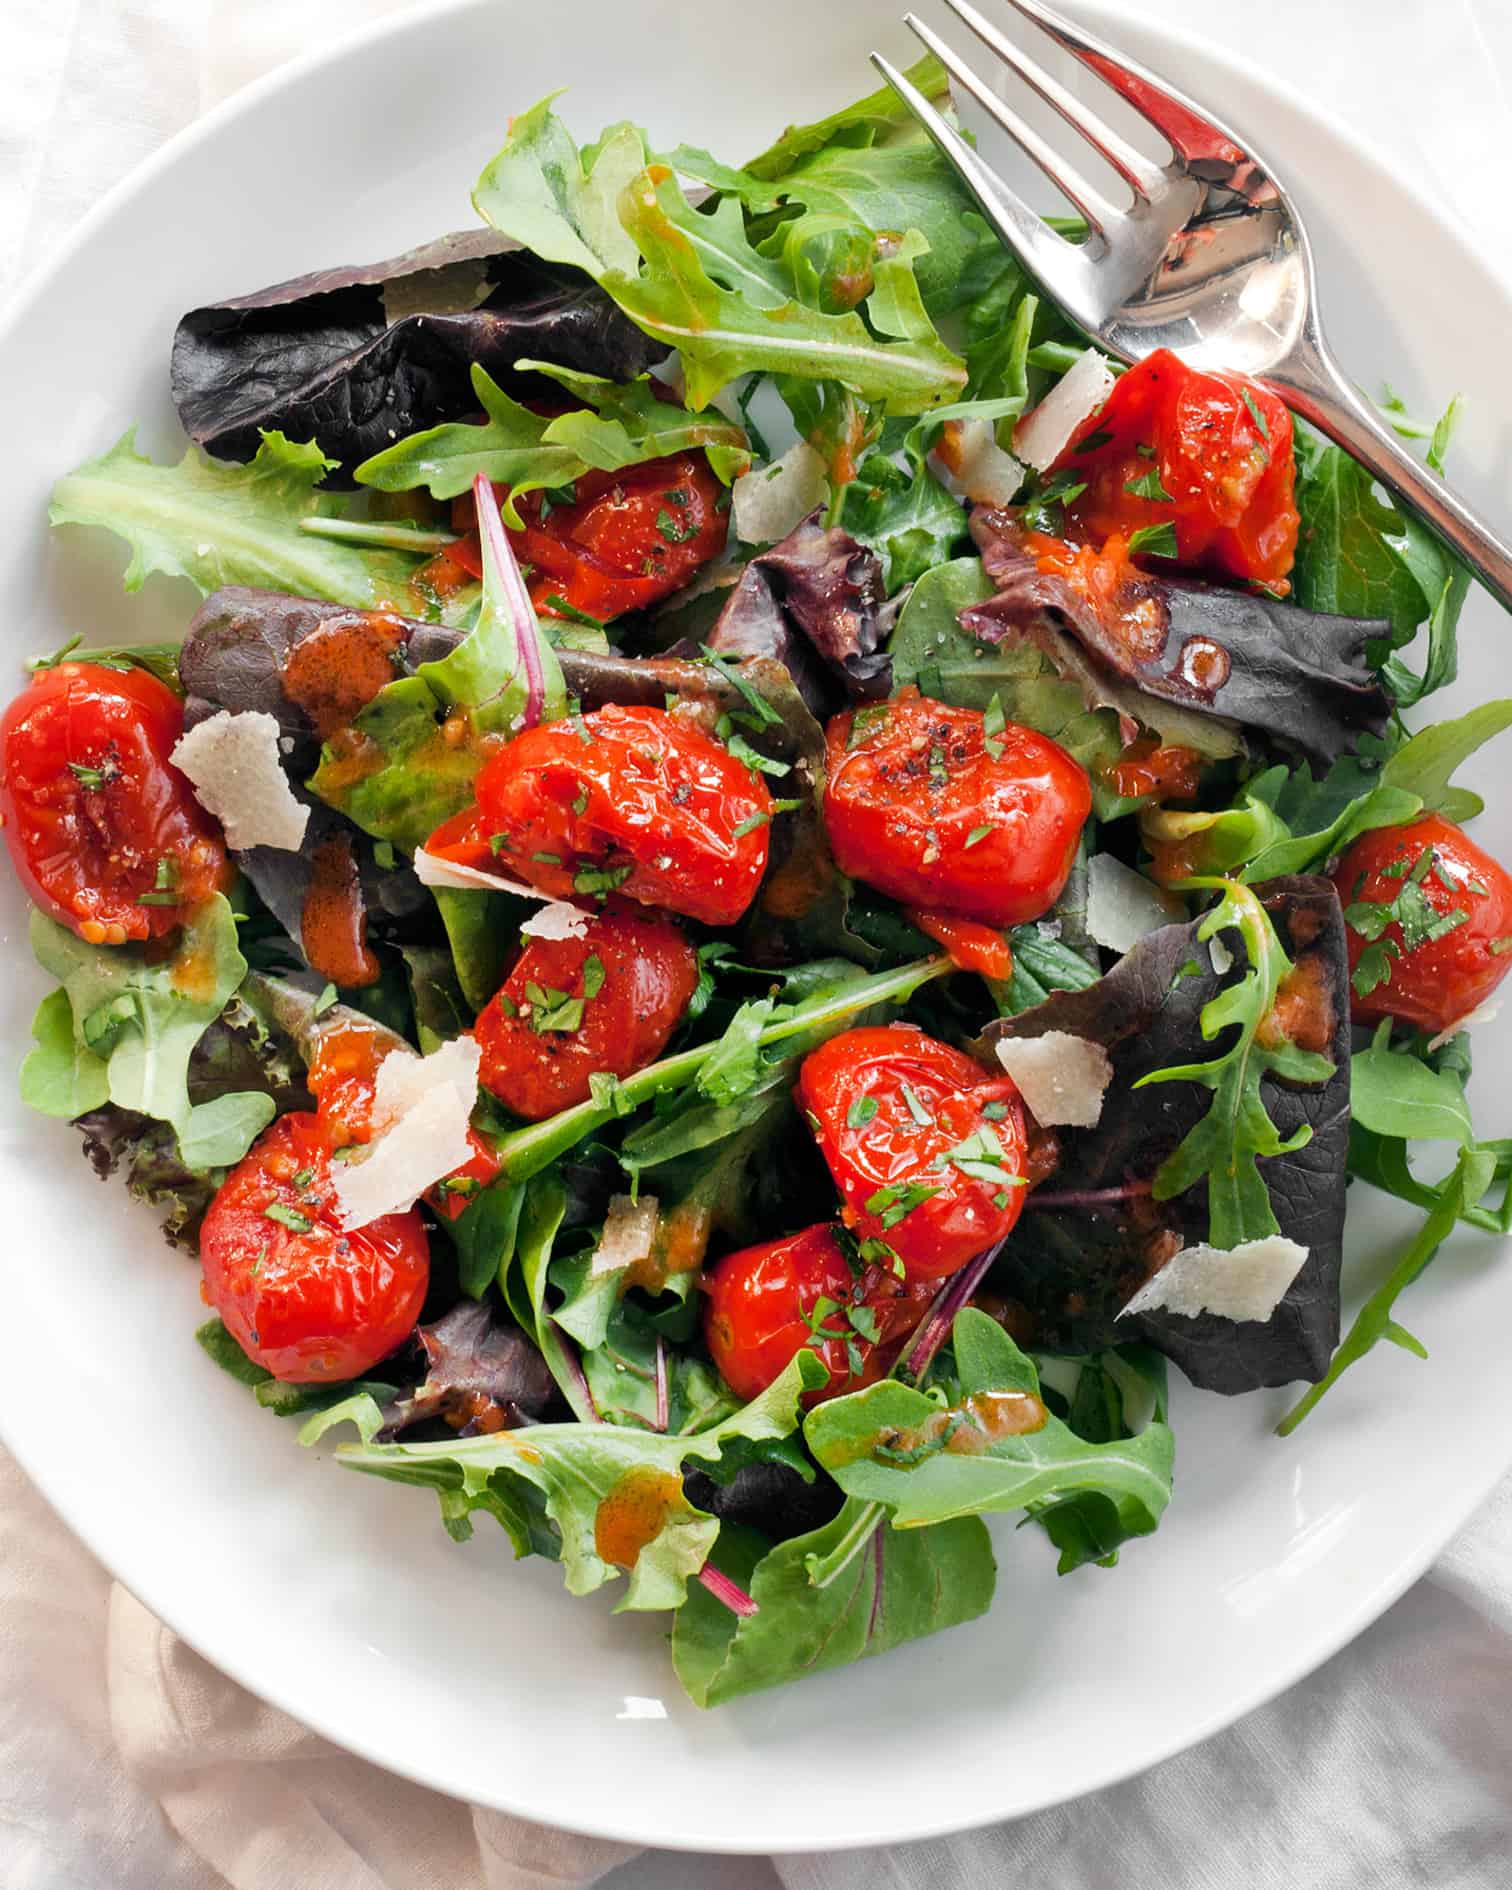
[671,1499,995,1706]
[20,987,108,1119]
[805,1310,1174,1537]
[1350,1023,1472,1146]
[50,430,424,608]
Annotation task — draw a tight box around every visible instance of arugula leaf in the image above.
[804,1310,1174,1537]
[24,896,272,1168]
[1278,1143,1494,1432]
[471,96,645,278]
[335,1349,825,1610]
[1350,1023,1472,1145]
[741,55,951,180]
[1030,1346,1171,1573]
[1135,880,1336,1248]
[355,361,750,510]
[671,1500,995,1706]
[1377,698,1512,823]
[49,430,424,607]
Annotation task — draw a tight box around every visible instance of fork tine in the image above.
[899,14,1115,232]
[993,0,1235,168]
[939,0,1163,198]
[868,51,1082,284]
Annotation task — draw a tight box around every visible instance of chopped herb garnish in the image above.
[1075,427,1113,453]
[965,823,993,848]
[292,1166,315,1190]
[489,832,513,855]
[67,760,109,790]
[656,507,699,545]
[263,1202,313,1233]
[524,981,586,1035]
[531,850,563,866]
[1241,388,1271,440]
[847,1094,879,1129]
[1124,467,1173,502]
[982,693,1006,762]
[581,953,606,1001]
[589,1070,634,1115]
[732,810,771,838]
[544,593,607,630]
[900,1083,934,1127]
[573,864,632,895]
[312,982,338,1017]
[1344,844,1469,999]
[1491,937,1512,956]
[699,645,782,725]
[1127,520,1180,559]
[928,743,949,787]
[981,1100,1010,1121]
[865,1179,942,1229]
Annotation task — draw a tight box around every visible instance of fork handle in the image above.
[1269,334,1512,618]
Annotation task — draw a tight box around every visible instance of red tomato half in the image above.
[0,662,230,942]
[445,453,728,624]
[445,702,772,927]
[1046,347,1298,589]
[199,1112,430,1383]
[824,688,1090,929]
[702,1223,937,1405]
[473,904,699,1120]
[797,1025,1029,1280]
[1331,814,1512,1034]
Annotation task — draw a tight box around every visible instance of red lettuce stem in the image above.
[697,1562,759,1618]
[896,1235,1010,1386]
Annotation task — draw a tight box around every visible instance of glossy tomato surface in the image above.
[451,702,771,927]
[1049,347,1299,588]
[798,1025,1028,1279]
[0,661,230,942]
[199,1112,430,1383]
[702,1223,936,1404]
[1331,814,1512,1034]
[441,453,727,624]
[473,903,699,1119]
[824,688,1090,929]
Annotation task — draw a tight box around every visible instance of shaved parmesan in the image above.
[332,1084,476,1229]
[1013,349,1116,472]
[1209,934,1235,975]
[994,1030,1113,1128]
[372,1035,480,1134]
[170,711,309,852]
[591,1194,659,1279]
[412,849,590,939]
[1428,998,1503,1053]
[1086,853,1186,953]
[333,1037,481,1228]
[1118,1235,1309,1325]
[732,441,827,546]
[931,417,1024,507]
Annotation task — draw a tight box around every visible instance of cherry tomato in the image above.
[824,687,1090,929]
[445,453,727,624]
[199,1112,429,1383]
[305,1019,501,1223]
[1046,348,1298,589]
[439,702,772,927]
[1331,815,1512,1034]
[702,1223,937,1404]
[0,662,230,943]
[906,910,1014,982]
[473,904,698,1120]
[797,1025,1028,1280]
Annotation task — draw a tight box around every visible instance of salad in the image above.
[11,55,1512,1707]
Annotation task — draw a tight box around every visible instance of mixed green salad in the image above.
[9,57,1512,1706]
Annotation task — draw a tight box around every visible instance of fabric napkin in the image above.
[4,4,1512,1889]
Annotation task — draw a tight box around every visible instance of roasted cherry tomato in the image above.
[473,904,699,1119]
[797,1025,1029,1280]
[199,1112,430,1383]
[1045,347,1298,589]
[1331,815,1512,1034]
[906,909,1014,982]
[304,1018,503,1222]
[824,688,1090,929]
[702,1223,937,1404]
[0,661,230,943]
[443,453,727,624]
[436,702,772,927]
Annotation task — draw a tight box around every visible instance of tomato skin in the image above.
[473,904,699,1119]
[1331,815,1512,1034]
[702,1223,937,1404]
[1049,348,1298,588]
[824,688,1090,929]
[906,909,1014,982]
[0,662,230,942]
[457,702,772,927]
[447,453,727,623]
[199,1112,430,1383]
[797,1025,1029,1280]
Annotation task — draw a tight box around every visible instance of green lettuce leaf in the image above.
[803,1311,1174,1539]
[1350,1023,1473,1145]
[671,1500,995,1706]
[334,1348,826,1611]
[49,429,424,607]
[24,895,271,1167]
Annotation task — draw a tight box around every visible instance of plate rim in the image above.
[1,0,1509,1852]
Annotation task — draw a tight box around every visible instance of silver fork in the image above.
[874,0,1512,614]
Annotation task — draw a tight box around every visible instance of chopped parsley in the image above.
[900,1083,934,1127]
[982,693,1006,763]
[263,1202,313,1233]
[1127,520,1179,559]
[656,506,699,544]
[1124,466,1173,502]
[312,982,338,1017]
[847,1094,879,1129]
[928,743,949,788]
[544,594,607,630]
[699,644,783,726]
[581,953,606,1000]
[524,982,586,1035]
[67,760,109,791]
[1344,844,1470,999]
[1241,388,1271,440]
[573,864,633,896]
[865,1179,942,1230]
[965,823,993,848]
[1074,427,1113,453]
[531,850,563,866]
[489,832,513,855]
[935,1124,1025,1188]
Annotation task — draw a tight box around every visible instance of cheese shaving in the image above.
[1086,853,1187,953]
[1427,998,1504,1053]
[332,1037,481,1228]
[731,441,827,546]
[170,710,309,852]
[1118,1235,1310,1325]
[591,1194,660,1279]
[412,849,590,939]
[1012,349,1116,472]
[994,1031,1113,1128]
[372,1035,481,1135]
[931,417,1024,507]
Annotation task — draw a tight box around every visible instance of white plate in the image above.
[1,0,1509,1855]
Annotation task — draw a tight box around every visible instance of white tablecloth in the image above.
[4,4,1512,1887]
